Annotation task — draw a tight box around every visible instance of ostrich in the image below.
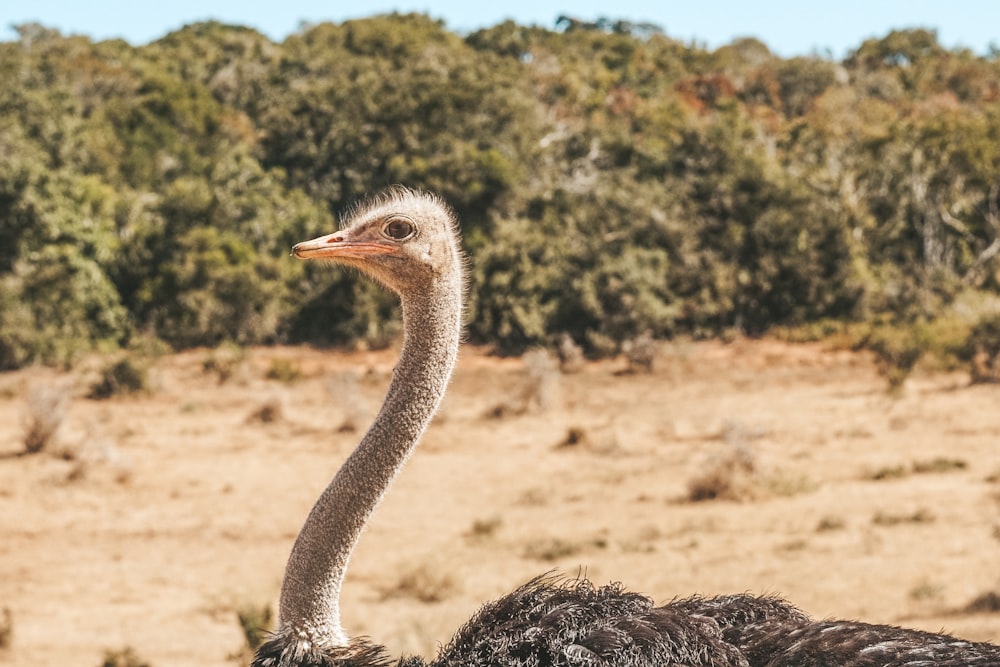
[254,187,999,667]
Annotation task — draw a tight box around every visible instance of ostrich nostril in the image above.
[326,235,343,244]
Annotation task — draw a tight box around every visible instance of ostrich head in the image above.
[292,187,462,299]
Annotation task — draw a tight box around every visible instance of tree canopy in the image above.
[2,16,999,367]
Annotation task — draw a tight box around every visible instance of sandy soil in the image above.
[0,340,998,666]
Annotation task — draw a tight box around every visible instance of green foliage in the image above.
[859,324,927,390]
[1,17,1000,367]
[0,246,128,369]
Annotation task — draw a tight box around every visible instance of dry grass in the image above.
[964,591,1000,614]
[622,330,657,374]
[246,398,283,424]
[911,457,968,474]
[522,536,607,562]
[1,341,998,667]
[465,515,503,540]
[265,358,303,384]
[556,333,585,374]
[0,608,11,651]
[868,458,968,481]
[816,515,847,532]
[235,603,273,652]
[486,348,561,418]
[99,647,151,667]
[202,343,247,384]
[21,384,69,455]
[686,443,758,502]
[325,371,367,433]
[379,563,459,603]
[872,508,936,526]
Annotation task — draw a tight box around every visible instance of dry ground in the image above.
[0,340,998,666]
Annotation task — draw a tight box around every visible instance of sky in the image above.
[1,1,998,59]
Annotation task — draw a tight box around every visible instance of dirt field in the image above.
[0,339,998,666]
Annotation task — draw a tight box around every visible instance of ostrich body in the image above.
[254,187,999,667]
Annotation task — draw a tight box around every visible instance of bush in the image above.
[858,324,925,390]
[22,385,69,454]
[265,358,303,383]
[965,313,1000,383]
[0,247,129,370]
[236,603,273,651]
[99,647,150,667]
[89,358,150,399]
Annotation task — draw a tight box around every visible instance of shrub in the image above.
[236,603,273,651]
[0,247,129,370]
[88,358,150,399]
[379,563,458,603]
[202,342,246,383]
[265,358,303,384]
[22,384,69,454]
[247,398,283,424]
[965,312,1000,383]
[99,647,150,667]
[687,445,757,502]
[0,608,11,650]
[859,324,925,391]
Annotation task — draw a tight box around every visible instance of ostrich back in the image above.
[424,576,751,667]
[730,618,1000,667]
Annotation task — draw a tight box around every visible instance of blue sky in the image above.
[2,1,998,58]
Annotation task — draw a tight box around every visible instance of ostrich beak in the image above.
[291,232,398,260]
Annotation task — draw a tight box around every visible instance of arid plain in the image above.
[1,339,998,666]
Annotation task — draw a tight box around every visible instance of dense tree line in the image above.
[1,15,999,368]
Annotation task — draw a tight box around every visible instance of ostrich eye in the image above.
[383,218,415,240]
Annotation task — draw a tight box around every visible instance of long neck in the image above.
[276,274,462,648]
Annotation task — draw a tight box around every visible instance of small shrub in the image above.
[816,515,846,532]
[466,515,503,539]
[556,426,589,449]
[236,603,273,651]
[485,349,560,417]
[125,334,170,359]
[325,372,366,433]
[868,465,909,481]
[761,472,816,497]
[523,538,586,561]
[872,508,935,526]
[100,647,151,667]
[247,398,283,424]
[517,487,548,506]
[557,333,585,373]
[22,384,69,454]
[964,313,1000,384]
[266,358,303,384]
[909,579,943,602]
[964,591,1000,613]
[687,445,756,502]
[911,457,967,474]
[622,330,657,374]
[861,325,924,391]
[202,343,246,383]
[88,358,149,399]
[0,608,11,650]
[379,563,458,603]
[521,348,560,412]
